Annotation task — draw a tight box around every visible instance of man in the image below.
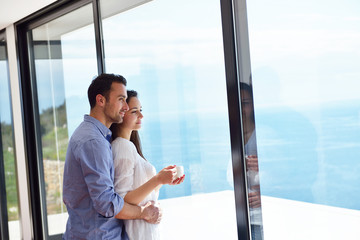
[63,73,162,239]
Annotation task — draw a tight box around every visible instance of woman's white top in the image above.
[112,137,160,240]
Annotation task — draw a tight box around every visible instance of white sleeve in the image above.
[112,140,136,198]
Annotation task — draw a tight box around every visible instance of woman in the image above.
[110,90,185,240]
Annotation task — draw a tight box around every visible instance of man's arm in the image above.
[115,201,162,224]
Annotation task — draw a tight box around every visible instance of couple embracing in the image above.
[62,73,185,240]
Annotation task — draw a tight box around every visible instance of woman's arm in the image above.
[124,165,177,205]
[115,201,163,224]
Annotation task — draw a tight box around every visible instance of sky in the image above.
[2,0,360,125]
[246,0,360,109]
[0,61,11,124]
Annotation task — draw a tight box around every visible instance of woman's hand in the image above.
[156,165,177,185]
[246,155,259,172]
[248,185,261,208]
[170,174,185,185]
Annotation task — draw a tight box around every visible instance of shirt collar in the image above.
[84,115,112,142]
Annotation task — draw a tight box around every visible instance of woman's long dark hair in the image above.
[110,90,146,159]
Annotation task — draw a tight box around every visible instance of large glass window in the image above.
[0,32,21,239]
[246,0,360,239]
[101,0,238,239]
[28,3,98,236]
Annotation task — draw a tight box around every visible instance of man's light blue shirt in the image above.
[63,115,128,239]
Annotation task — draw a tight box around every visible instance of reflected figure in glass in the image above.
[240,82,264,240]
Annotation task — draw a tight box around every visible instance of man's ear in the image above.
[96,94,106,107]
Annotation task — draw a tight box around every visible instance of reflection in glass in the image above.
[29,3,97,235]
[247,0,360,239]
[0,36,21,239]
[101,0,237,238]
[240,82,263,240]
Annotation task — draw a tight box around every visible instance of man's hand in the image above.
[141,201,163,224]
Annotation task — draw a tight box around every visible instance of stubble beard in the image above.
[111,115,123,124]
[105,111,123,125]
[117,116,124,124]
[104,104,123,124]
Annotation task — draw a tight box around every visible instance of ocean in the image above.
[140,101,360,211]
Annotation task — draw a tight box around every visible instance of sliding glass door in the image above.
[100,0,238,238]
[20,2,98,238]
[244,0,360,239]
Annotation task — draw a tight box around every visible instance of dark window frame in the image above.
[220,0,250,239]
[15,0,250,239]
[0,29,20,240]
[0,28,10,240]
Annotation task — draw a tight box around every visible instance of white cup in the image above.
[175,166,184,178]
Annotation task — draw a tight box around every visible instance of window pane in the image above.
[0,36,21,239]
[246,0,360,239]
[101,0,238,239]
[29,3,97,236]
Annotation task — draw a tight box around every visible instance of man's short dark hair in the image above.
[88,73,127,109]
